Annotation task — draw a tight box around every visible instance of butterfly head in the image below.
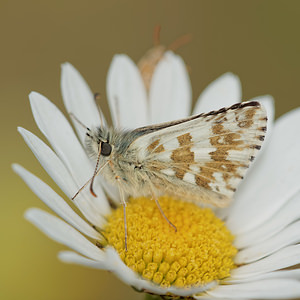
[85,127,113,160]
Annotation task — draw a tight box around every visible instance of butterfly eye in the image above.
[101,142,112,156]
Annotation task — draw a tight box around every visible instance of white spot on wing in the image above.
[161,137,180,151]
[188,125,213,142]
[161,169,175,176]
[228,176,241,188]
[153,151,172,162]
[193,147,217,162]
[209,172,228,195]
[183,172,195,184]
[189,165,199,173]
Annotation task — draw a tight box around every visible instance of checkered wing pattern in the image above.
[130,101,267,207]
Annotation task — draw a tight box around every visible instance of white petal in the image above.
[18,127,110,225]
[29,92,110,215]
[229,269,300,284]
[25,208,105,261]
[105,247,216,297]
[58,251,108,269]
[149,51,192,124]
[30,91,91,181]
[207,279,300,299]
[106,55,148,129]
[18,129,110,225]
[235,220,300,264]
[193,73,241,114]
[227,107,300,234]
[167,282,216,298]
[13,164,103,238]
[18,127,74,197]
[235,191,300,248]
[105,247,166,295]
[194,295,244,300]
[60,62,106,144]
[231,245,300,278]
[194,296,247,300]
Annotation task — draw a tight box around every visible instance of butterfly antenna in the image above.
[69,113,90,130]
[72,178,92,200]
[114,96,121,129]
[167,33,192,52]
[94,93,105,130]
[72,159,109,200]
[94,92,101,101]
[99,109,104,130]
[153,24,161,46]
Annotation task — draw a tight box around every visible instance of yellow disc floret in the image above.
[103,196,237,288]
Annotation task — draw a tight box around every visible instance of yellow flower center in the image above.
[103,196,237,288]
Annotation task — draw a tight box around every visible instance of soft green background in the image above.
[1,1,300,299]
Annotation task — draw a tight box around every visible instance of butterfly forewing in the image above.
[129,101,267,206]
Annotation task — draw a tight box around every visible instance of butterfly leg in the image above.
[115,175,128,251]
[151,191,177,232]
[71,160,109,200]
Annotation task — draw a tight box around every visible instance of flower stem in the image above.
[144,294,162,300]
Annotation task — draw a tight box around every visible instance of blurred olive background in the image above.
[1,1,300,299]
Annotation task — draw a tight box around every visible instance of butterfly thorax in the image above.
[85,126,155,197]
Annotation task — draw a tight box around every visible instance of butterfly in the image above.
[73,100,267,249]
[79,100,267,206]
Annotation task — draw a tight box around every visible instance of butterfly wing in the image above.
[129,101,267,207]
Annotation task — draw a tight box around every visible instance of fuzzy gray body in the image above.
[85,126,159,198]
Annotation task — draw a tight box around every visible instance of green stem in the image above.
[144,294,162,300]
[144,293,191,300]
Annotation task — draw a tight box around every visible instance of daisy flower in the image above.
[13,50,300,299]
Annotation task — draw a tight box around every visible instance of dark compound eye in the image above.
[101,142,112,156]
